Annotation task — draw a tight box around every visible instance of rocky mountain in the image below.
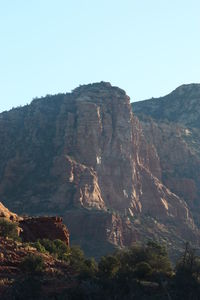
[0,82,199,258]
[133,83,200,228]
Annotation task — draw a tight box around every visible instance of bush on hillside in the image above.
[31,238,70,259]
[20,254,45,274]
[98,240,172,286]
[0,219,19,240]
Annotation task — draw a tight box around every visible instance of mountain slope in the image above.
[133,83,200,226]
[0,82,198,257]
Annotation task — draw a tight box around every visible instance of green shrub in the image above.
[97,241,172,284]
[24,240,98,278]
[62,245,97,276]
[53,239,69,258]
[134,261,152,279]
[98,255,120,279]
[0,219,19,240]
[32,240,47,253]
[36,238,70,259]
[79,257,98,279]
[21,254,45,274]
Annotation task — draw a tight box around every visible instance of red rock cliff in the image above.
[0,82,199,257]
[19,216,69,246]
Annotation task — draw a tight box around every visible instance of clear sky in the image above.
[0,0,200,112]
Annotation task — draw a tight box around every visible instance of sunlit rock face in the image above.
[133,83,200,226]
[0,82,198,257]
[0,201,19,221]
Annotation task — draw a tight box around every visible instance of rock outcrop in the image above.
[0,82,199,256]
[0,202,19,221]
[19,217,69,246]
[133,83,200,227]
[0,201,69,246]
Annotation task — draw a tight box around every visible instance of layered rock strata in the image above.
[0,82,199,256]
[133,84,200,226]
[19,217,69,246]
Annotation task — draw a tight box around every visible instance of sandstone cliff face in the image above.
[133,84,200,226]
[19,217,69,246]
[0,202,19,221]
[0,201,69,246]
[0,82,198,256]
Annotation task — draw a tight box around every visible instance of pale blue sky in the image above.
[0,0,200,112]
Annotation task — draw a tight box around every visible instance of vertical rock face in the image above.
[0,202,70,247]
[67,84,141,214]
[133,84,200,227]
[19,217,70,246]
[0,82,199,256]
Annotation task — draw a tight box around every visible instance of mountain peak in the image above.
[172,83,200,96]
[0,82,199,259]
[72,81,112,92]
[72,81,127,98]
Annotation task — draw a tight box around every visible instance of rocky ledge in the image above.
[19,216,69,246]
[0,202,69,246]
